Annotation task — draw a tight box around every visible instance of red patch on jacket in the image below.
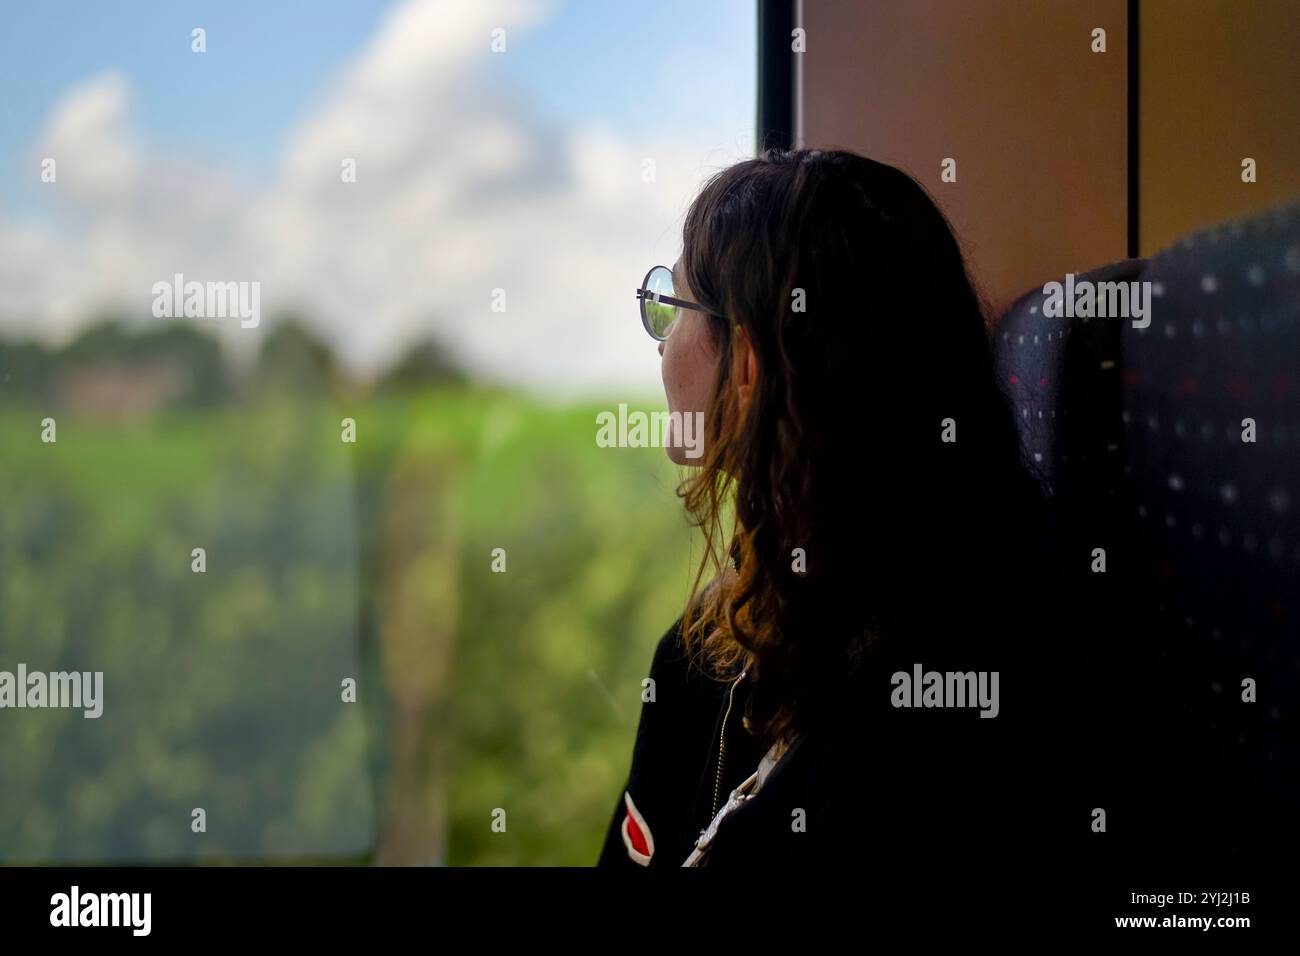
[620,791,654,865]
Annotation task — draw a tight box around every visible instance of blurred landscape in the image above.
[0,319,697,865]
[0,0,754,867]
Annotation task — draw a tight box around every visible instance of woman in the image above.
[599,148,1066,869]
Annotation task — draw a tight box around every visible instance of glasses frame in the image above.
[635,264,715,341]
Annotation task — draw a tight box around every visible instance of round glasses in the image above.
[635,264,713,341]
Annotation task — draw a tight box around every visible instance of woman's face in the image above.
[659,258,718,464]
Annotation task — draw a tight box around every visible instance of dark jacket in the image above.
[596,605,1074,870]
[597,538,1234,874]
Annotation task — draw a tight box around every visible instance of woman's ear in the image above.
[734,325,759,409]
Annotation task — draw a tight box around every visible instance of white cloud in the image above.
[38,71,142,204]
[0,0,752,397]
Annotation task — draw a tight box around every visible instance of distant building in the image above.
[57,360,190,418]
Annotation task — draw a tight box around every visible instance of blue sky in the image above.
[0,0,753,201]
[0,2,387,192]
[0,0,755,395]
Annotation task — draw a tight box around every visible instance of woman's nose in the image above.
[658,339,665,357]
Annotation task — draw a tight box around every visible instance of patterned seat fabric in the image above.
[995,203,1300,865]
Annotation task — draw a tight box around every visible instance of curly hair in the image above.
[675,148,1045,752]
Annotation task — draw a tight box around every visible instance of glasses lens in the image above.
[641,266,677,339]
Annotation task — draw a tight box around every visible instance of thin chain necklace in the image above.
[711,669,747,819]
[717,535,748,816]
[709,539,746,821]
[688,691,796,867]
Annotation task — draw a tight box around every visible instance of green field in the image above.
[0,389,700,865]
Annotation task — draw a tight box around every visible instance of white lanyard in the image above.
[682,735,794,867]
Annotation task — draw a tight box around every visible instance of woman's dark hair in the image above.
[677,147,1046,749]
